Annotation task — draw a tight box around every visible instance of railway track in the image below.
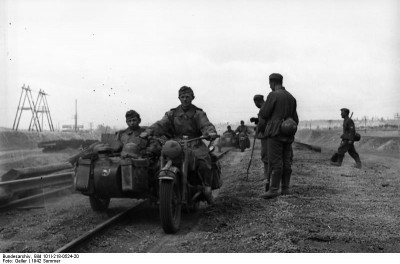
[0,185,73,211]
[53,200,149,253]
[0,171,74,211]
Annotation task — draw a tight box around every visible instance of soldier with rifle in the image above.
[249,95,270,185]
[330,108,362,168]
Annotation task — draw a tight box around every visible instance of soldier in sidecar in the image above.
[74,110,161,211]
[218,125,237,149]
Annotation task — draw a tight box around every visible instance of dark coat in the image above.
[341,116,356,141]
[116,127,145,145]
[114,126,160,155]
[147,104,216,139]
[146,104,217,166]
[258,87,298,140]
[235,125,251,135]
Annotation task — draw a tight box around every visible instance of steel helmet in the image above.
[280,118,298,136]
[93,143,113,154]
[121,143,140,158]
[162,140,182,159]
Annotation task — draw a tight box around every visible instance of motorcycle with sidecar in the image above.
[216,132,236,152]
[73,135,222,234]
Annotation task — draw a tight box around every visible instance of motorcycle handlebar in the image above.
[186,135,220,143]
[151,135,220,145]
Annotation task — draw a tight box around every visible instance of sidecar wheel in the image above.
[89,195,110,211]
[159,180,181,234]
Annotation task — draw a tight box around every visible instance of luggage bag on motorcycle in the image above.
[121,158,150,193]
[75,158,94,193]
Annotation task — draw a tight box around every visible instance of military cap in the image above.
[269,73,283,81]
[179,86,194,97]
[125,110,140,120]
[340,108,350,114]
[253,94,264,101]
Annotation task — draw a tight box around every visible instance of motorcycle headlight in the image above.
[162,140,182,159]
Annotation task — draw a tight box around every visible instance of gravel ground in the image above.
[1,140,399,253]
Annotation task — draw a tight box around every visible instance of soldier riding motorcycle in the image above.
[235,121,251,152]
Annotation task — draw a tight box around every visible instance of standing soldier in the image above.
[330,108,362,168]
[141,86,218,204]
[250,95,270,186]
[259,73,298,199]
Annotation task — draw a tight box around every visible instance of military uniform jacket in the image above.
[341,117,355,141]
[223,130,235,136]
[116,127,145,145]
[147,104,216,139]
[256,115,267,139]
[235,125,250,135]
[259,87,299,139]
[115,127,161,155]
[146,104,216,168]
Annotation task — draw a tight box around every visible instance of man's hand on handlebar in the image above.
[205,132,219,140]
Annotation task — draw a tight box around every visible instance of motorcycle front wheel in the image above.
[159,180,182,234]
[240,140,245,152]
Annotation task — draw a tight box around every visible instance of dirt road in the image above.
[0,140,399,253]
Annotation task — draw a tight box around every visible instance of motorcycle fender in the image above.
[158,166,179,181]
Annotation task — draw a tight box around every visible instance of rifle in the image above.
[246,126,258,180]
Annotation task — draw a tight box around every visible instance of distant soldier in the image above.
[223,125,235,137]
[141,86,218,205]
[235,120,251,136]
[330,108,362,168]
[235,120,252,149]
[259,73,298,199]
[250,95,270,184]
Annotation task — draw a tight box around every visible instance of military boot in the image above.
[354,157,362,169]
[203,186,214,205]
[281,168,292,195]
[330,154,343,167]
[261,169,281,199]
[264,163,270,192]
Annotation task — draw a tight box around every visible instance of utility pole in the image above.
[363,116,367,134]
[75,99,78,132]
[394,113,400,135]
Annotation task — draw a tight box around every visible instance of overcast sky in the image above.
[1,0,399,130]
